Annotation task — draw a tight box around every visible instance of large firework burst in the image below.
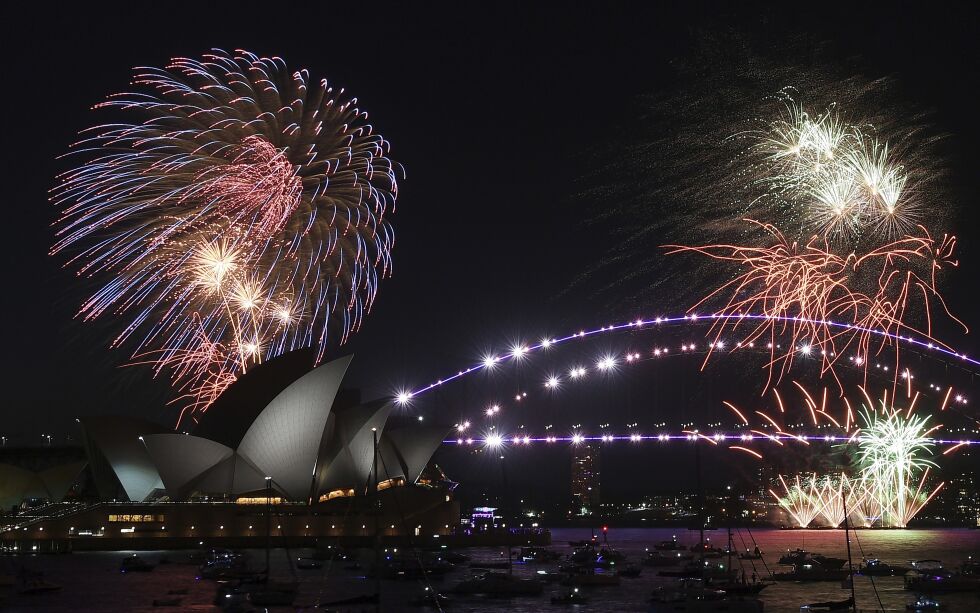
[745,93,920,240]
[667,222,965,387]
[726,383,947,527]
[51,50,400,424]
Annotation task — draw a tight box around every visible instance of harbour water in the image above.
[1,528,977,612]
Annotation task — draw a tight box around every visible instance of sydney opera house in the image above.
[0,352,458,551]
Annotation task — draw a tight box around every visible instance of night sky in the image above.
[4,3,978,504]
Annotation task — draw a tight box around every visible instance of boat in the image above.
[859,558,910,576]
[551,587,589,605]
[710,578,770,595]
[599,546,626,562]
[904,565,980,593]
[659,560,731,579]
[772,564,850,582]
[442,550,470,564]
[569,544,598,565]
[778,549,847,569]
[451,571,544,595]
[644,550,686,567]
[120,554,155,573]
[198,556,257,580]
[213,583,246,606]
[535,569,564,582]
[906,595,941,610]
[648,443,762,612]
[649,578,764,613]
[311,546,353,561]
[376,553,453,579]
[407,586,451,608]
[561,568,620,587]
[655,537,687,551]
[521,546,562,563]
[17,576,62,594]
[691,542,726,558]
[296,557,323,569]
[568,537,597,547]
[739,547,763,560]
[799,596,854,611]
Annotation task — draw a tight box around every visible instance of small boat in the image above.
[711,579,770,595]
[739,547,763,560]
[779,549,847,569]
[18,576,62,594]
[904,566,980,593]
[521,546,562,563]
[198,559,255,580]
[443,550,470,564]
[773,564,850,582]
[568,538,595,547]
[691,542,725,558]
[376,554,452,579]
[551,587,589,605]
[655,537,687,551]
[906,595,941,610]
[659,561,730,579]
[535,569,564,582]
[799,596,854,611]
[598,546,626,562]
[121,554,155,573]
[569,545,598,565]
[650,578,764,613]
[643,551,685,567]
[406,586,450,608]
[561,569,620,587]
[451,571,544,595]
[859,558,910,576]
[296,557,323,569]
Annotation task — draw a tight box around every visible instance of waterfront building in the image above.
[570,443,600,515]
[0,352,459,551]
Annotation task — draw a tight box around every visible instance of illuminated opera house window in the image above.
[319,488,356,502]
[235,496,284,505]
[377,477,405,491]
[108,514,164,523]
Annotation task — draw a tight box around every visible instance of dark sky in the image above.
[4,3,978,502]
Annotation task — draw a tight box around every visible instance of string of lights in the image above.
[394,312,978,404]
[443,433,977,448]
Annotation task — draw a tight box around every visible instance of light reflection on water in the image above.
[1,528,977,612]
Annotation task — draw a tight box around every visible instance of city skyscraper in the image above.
[570,443,600,515]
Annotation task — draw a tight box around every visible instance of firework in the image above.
[748,97,919,240]
[52,50,400,424]
[734,383,946,528]
[856,407,943,527]
[667,222,965,387]
[770,474,823,528]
